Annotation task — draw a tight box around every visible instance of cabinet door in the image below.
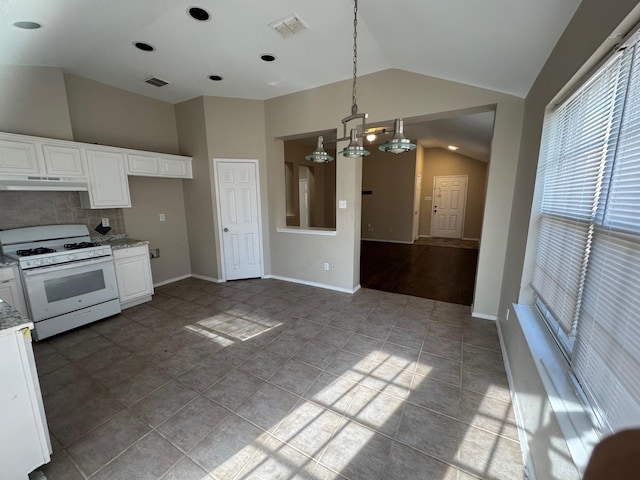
[114,246,153,306]
[83,150,131,208]
[0,139,40,174]
[127,154,160,176]
[0,267,28,317]
[0,332,51,478]
[160,157,192,178]
[42,144,85,177]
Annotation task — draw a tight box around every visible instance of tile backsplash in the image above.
[0,191,125,236]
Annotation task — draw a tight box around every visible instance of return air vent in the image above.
[144,76,170,87]
[269,14,308,38]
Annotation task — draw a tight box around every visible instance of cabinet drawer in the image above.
[112,245,149,260]
[0,266,18,282]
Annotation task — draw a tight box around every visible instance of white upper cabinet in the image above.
[127,153,160,176]
[0,138,40,175]
[126,151,192,179]
[80,150,131,208]
[41,144,85,177]
[160,157,192,178]
[0,132,192,198]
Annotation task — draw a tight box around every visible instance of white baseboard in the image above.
[496,317,536,480]
[153,274,191,288]
[471,311,498,321]
[462,237,481,242]
[191,273,224,283]
[269,275,359,294]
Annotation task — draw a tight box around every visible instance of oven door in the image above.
[22,257,119,322]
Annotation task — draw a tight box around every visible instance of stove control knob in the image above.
[87,250,94,257]
[68,254,76,261]
[45,257,54,264]
[34,259,41,266]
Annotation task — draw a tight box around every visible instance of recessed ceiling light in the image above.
[14,21,41,30]
[208,75,223,81]
[188,6,211,21]
[448,145,459,151]
[260,53,277,62]
[133,42,155,52]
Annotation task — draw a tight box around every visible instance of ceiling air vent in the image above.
[269,14,308,39]
[144,76,170,87]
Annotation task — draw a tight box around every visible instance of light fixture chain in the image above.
[351,0,358,115]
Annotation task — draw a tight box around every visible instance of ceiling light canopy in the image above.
[306,0,415,163]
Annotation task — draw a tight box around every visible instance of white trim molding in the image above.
[153,274,191,288]
[268,274,360,294]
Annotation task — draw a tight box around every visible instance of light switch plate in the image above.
[338,200,347,209]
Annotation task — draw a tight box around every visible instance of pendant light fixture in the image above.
[306,0,416,163]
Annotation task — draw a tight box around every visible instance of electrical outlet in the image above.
[149,248,160,259]
[324,262,330,271]
[101,217,109,227]
[338,200,347,209]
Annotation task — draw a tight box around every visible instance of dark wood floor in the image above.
[360,240,479,305]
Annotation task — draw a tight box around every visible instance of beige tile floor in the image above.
[29,278,524,480]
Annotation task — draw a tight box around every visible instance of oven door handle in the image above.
[22,256,115,276]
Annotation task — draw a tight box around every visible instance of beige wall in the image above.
[361,148,417,243]
[419,148,487,240]
[124,176,191,284]
[175,97,218,280]
[174,96,269,281]
[265,68,524,313]
[202,96,269,278]
[496,1,640,479]
[63,75,191,284]
[0,68,192,284]
[0,66,73,140]
[284,140,336,229]
[65,74,179,154]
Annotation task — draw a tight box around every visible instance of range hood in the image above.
[0,175,88,191]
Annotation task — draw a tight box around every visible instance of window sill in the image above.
[276,227,337,236]
[512,304,601,475]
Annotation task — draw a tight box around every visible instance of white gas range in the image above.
[0,224,121,340]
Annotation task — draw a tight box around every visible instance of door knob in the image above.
[223,228,229,232]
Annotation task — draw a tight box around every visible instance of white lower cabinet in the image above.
[0,265,27,317]
[0,325,51,479]
[113,245,154,309]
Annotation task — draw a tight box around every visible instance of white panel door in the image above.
[216,160,262,280]
[430,175,468,238]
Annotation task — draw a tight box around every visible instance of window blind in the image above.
[532,34,640,433]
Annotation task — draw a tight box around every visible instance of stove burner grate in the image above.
[16,247,57,257]
[64,242,100,250]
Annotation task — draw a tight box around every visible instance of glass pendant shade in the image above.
[305,136,334,163]
[339,129,370,158]
[379,119,416,154]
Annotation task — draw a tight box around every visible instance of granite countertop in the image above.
[0,254,18,267]
[91,234,150,250]
[0,300,32,336]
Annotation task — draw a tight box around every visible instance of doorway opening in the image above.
[359,109,494,305]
